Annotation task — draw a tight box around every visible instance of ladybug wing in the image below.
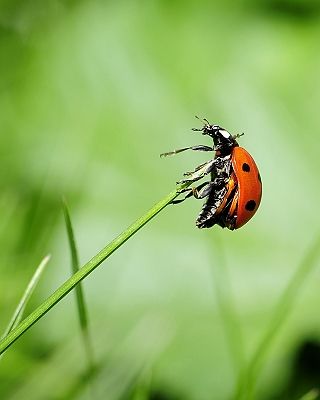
[231,147,262,229]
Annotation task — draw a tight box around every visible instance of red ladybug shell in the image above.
[231,146,262,229]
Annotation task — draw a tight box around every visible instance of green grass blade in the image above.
[132,369,152,400]
[235,234,320,400]
[1,254,51,339]
[62,199,95,375]
[0,185,188,355]
[299,389,319,400]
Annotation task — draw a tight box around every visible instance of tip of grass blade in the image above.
[2,254,51,341]
[62,198,80,274]
[62,197,95,386]
[0,188,179,357]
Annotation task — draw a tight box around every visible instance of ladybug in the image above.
[161,118,262,230]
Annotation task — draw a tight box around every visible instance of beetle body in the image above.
[161,119,262,230]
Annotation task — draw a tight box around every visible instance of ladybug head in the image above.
[192,118,239,154]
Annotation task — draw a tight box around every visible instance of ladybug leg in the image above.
[172,175,226,204]
[160,145,213,158]
[183,161,210,177]
[171,189,194,204]
[177,157,225,184]
[172,181,211,204]
[232,132,244,140]
[192,176,227,199]
[193,181,216,199]
[177,159,215,184]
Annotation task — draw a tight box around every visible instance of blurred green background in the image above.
[1,0,320,399]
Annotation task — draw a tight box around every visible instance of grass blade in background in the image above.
[131,369,152,400]
[1,254,51,341]
[0,186,187,356]
[299,389,319,400]
[62,199,95,378]
[8,315,173,400]
[235,234,320,400]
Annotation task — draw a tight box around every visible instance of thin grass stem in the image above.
[1,254,51,340]
[0,185,188,355]
[62,199,95,380]
[235,234,320,400]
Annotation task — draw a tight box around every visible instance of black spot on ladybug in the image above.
[242,163,250,172]
[258,173,262,183]
[245,200,256,211]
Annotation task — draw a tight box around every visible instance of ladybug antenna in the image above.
[192,116,211,131]
[195,115,210,124]
[233,132,245,140]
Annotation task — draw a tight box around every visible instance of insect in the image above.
[161,118,262,230]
